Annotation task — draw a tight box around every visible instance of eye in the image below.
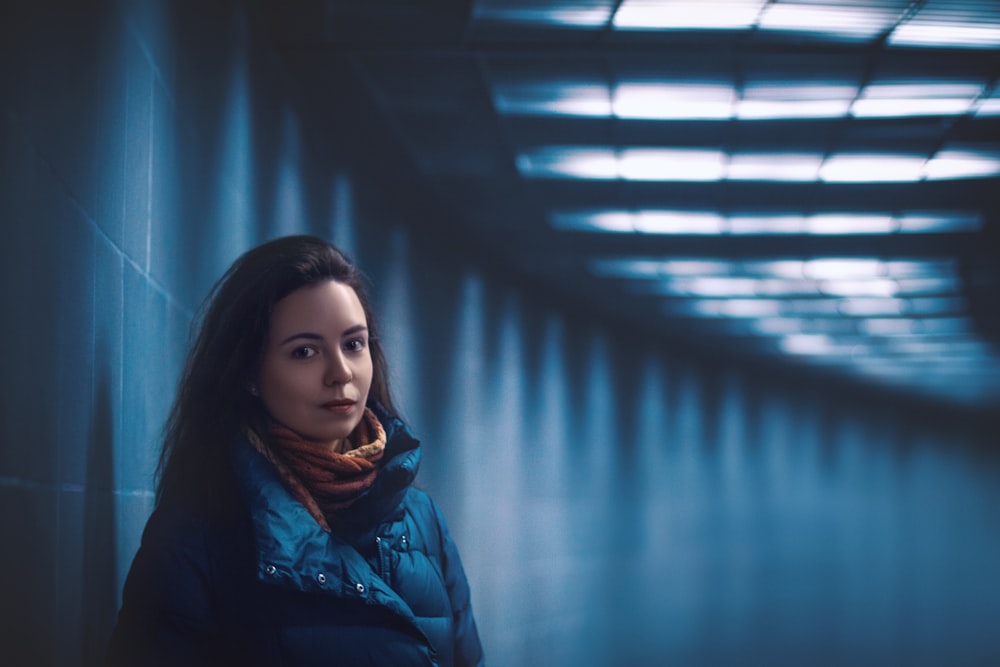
[290,345,318,360]
[344,337,367,353]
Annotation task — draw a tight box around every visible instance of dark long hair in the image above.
[156,235,396,512]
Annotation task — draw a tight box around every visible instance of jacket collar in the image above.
[228,406,421,604]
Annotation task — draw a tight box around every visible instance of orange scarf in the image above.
[247,408,387,531]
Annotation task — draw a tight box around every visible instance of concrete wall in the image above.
[1,1,998,665]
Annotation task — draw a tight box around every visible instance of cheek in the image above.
[360,355,375,389]
[259,361,308,404]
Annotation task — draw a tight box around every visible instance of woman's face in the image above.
[256,280,373,453]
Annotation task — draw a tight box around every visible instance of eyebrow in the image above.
[278,325,367,346]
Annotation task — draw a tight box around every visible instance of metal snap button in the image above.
[264,564,277,576]
[355,582,365,593]
[317,573,327,584]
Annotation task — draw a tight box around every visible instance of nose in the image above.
[324,350,353,386]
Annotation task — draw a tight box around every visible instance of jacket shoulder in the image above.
[398,488,448,548]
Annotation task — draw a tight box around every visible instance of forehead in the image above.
[269,280,367,334]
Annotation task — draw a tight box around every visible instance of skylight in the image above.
[493,78,990,122]
[613,83,735,119]
[552,209,981,235]
[517,146,1000,182]
[613,0,763,30]
[889,11,1000,49]
[756,2,906,40]
[476,0,1000,49]
[590,256,997,400]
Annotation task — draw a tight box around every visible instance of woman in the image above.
[107,235,484,666]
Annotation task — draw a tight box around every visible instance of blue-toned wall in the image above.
[1,1,998,666]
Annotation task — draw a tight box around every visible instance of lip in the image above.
[321,399,357,413]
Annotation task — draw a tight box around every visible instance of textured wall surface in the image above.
[1,1,998,666]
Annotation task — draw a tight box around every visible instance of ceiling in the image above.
[249,0,1000,413]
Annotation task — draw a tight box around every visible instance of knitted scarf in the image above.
[247,408,387,532]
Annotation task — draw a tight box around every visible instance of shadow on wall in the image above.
[82,363,117,667]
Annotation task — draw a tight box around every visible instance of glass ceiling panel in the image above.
[517,146,1000,182]
[494,78,992,121]
[590,255,995,404]
[888,0,1000,48]
[473,0,1000,49]
[613,0,765,30]
[592,257,960,280]
[757,1,908,40]
[552,209,981,235]
[613,83,736,119]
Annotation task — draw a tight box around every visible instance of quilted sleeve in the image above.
[105,507,222,667]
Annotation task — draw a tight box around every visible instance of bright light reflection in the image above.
[851,81,984,118]
[729,215,807,234]
[556,209,978,235]
[727,154,821,181]
[889,22,1000,49]
[517,148,617,179]
[821,279,897,298]
[737,98,852,119]
[693,298,784,318]
[519,147,1000,182]
[500,0,1000,51]
[977,98,1000,116]
[807,214,895,234]
[820,154,927,182]
[613,0,762,30]
[864,82,984,99]
[804,259,884,280]
[498,80,996,121]
[739,82,856,119]
[854,97,976,117]
[925,150,1000,180]
[620,149,726,180]
[851,82,982,118]
[661,260,735,276]
[613,83,735,119]
[590,258,960,284]
[780,334,841,355]
[635,211,724,234]
[661,277,821,297]
[758,3,897,39]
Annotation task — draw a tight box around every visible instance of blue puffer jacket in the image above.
[107,410,484,666]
